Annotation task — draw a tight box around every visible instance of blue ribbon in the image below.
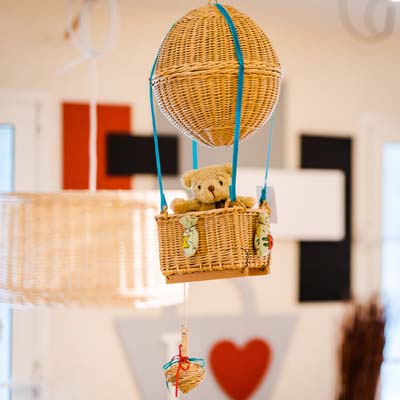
[149,81,167,210]
[149,27,176,211]
[150,24,199,210]
[215,3,244,202]
[163,357,205,371]
[259,113,275,204]
[192,140,198,170]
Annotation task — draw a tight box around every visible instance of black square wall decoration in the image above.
[300,135,352,302]
[107,133,178,176]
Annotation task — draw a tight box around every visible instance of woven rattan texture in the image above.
[165,363,206,394]
[0,192,161,306]
[152,4,281,147]
[156,207,271,281]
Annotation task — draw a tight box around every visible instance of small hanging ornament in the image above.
[163,324,205,397]
[254,206,273,258]
[180,215,199,258]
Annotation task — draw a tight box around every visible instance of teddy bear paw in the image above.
[232,196,256,209]
[171,198,201,214]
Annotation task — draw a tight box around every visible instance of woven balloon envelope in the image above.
[151,2,282,147]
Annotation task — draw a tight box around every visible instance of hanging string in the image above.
[181,283,189,398]
[182,283,189,343]
[183,283,187,319]
[58,0,119,192]
[89,59,98,192]
[174,345,190,397]
[259,113,275,204]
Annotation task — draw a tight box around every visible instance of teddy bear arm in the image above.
[236,196,256,209]
[198,203,216,211]
[171,198,201,214]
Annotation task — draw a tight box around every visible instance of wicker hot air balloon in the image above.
[150,2,277,284]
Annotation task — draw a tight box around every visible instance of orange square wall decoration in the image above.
[62,102,132,190]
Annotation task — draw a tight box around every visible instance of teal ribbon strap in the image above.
[163,357,205,371]
[150,23,199,209]
[215,3,244,202]
[192,140,198,170]
[259,113,275,204]
[149,27,176,211]
[149,80,167,210]
[149,65,167,210]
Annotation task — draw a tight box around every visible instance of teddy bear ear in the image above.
[181,170,196,188]
[222,163,232,176]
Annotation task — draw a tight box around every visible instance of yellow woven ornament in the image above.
[163,325,206,397]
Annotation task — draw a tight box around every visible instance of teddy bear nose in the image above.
[208,185,215,192]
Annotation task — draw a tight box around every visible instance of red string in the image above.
[174,344,190,397]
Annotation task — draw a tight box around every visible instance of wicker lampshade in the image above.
[0,191,183,306]
[152,4,282,147]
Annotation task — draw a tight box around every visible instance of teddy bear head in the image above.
[181,163,232,204]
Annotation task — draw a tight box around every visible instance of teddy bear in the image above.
[171,163,255,214]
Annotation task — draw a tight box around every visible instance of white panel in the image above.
[237,168,345,241]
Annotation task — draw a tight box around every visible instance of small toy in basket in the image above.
[163,324,205,397]
[171,164,255,214]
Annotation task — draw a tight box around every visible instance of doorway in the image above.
[358,113,400,400]
[0,123,14,400]
[0,93,47,399]
[381,141,400,400]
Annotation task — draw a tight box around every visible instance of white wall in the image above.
[1,0,400,399]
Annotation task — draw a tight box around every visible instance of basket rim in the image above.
[155,205,270,220]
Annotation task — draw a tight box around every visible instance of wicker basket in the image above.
[156,206,271,284]
[0,191,182,306]
[152,4,281,147]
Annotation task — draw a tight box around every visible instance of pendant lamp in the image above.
[0,0,183,307]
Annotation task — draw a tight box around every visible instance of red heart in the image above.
[210,338,272,400]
